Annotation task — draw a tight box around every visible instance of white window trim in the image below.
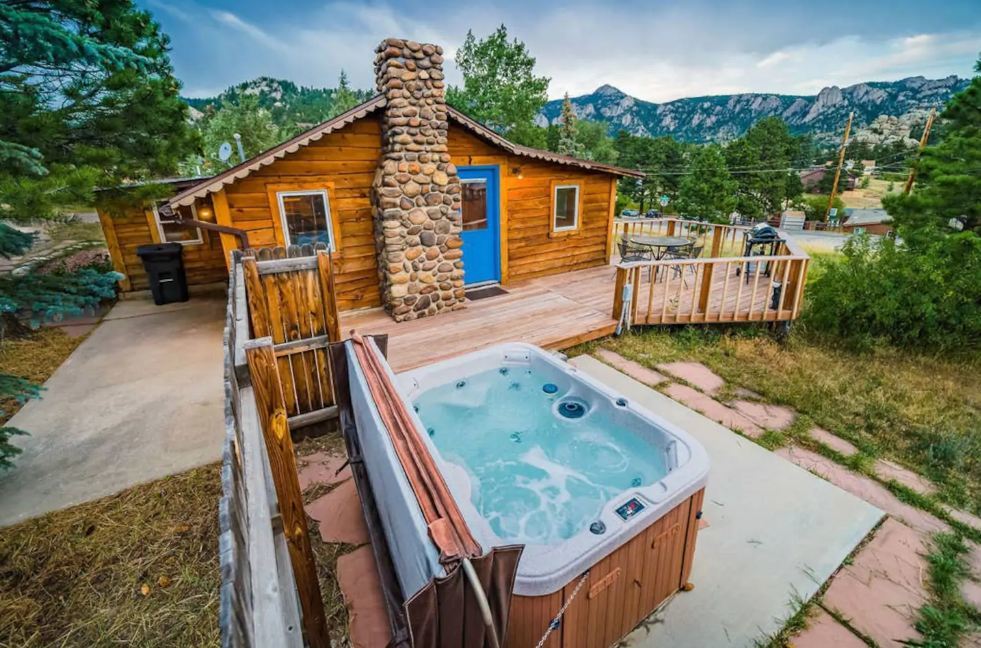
[152,202,203,245]
[276,189,335,251]
[552,184,580,232]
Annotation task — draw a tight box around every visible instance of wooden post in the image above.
[630,266,641,323]
[244,339,330,648]
[612,266,627,320]
[212,190,237,270]
[710,226,723,258]
[903,107,936,195]
[826,112,853,221]
[697,262,715,315]
[666,220,676,236]
[315,251,342,343]
[783,259,804,314]
[242,257,272,339]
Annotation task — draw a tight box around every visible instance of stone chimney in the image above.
[372,38,464,322]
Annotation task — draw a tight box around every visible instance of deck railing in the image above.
[219,245,342,648]
[612,218,810,326]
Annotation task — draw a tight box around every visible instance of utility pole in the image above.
[903,107,936,195]
[826,111,853,223]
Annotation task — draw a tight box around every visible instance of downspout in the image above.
[175,218,250,249]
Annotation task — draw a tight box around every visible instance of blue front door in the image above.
[458,166,500,285]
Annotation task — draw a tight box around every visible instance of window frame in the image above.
[550,181,582,235]
[275,189,336,251]
[152,202,203,246]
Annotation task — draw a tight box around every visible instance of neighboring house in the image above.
[799,166,857,192]
[860,160,876,175]
[97,38,641,320]
[842,208,893,235]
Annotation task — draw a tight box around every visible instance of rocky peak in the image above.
[594,84,625,98]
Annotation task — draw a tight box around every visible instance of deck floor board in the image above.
[340,262,781,372]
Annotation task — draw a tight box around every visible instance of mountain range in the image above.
[184,74,968,145]
[538,76,968,143]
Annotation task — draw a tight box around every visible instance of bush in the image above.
[800,194,844,221]
[803,233,981,350]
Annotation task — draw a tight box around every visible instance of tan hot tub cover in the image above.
[331,336,523,647]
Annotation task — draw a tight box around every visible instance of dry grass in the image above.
[839,177,901,209]
[575,327,981,513]
[0,464,221,647]
[0,328,86,426]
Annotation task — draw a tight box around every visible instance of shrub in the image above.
[803,233,981,350]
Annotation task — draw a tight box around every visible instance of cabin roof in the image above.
[169,95,642,207]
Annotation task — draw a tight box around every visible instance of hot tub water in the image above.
[413,365,668,544]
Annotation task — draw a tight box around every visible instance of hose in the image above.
[462,558,500,648]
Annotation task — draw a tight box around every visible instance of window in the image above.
[276,190,334,250]
[552,184,580,232]
[461,179,488,231]
[153,202,202,245]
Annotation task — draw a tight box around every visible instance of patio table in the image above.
[629,235,694,260]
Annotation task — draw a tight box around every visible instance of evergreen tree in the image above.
[884,56,981,244]
[198,95,283,171]
[330,70,360,117]
[725,117,803,217]
[557,94,584,157]
[0,1,193,468]
[676,145,737,222]
[446,25,550,147]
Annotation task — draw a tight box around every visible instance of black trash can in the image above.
[136,243,189,305]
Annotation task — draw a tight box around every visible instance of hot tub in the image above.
[398,343,709,647]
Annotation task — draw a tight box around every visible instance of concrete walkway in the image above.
[0,294,226,527]
[570,356,884,648]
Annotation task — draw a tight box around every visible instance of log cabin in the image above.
[96,38,641,321]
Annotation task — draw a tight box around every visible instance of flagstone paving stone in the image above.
[306,479,369,546]
[337,545,391,648]
[807,426,859,457]
[592,349,667,386]
[655,361,725,395]
[297,451,351,491]
[873,458,937,496]
[775,446,947,535]
[790,607,867,648]
[943,507,981,533]
[729,399,796,430]
[661,382,765,438]
[822,518,929,647]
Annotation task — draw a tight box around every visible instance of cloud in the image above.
[143,0,980,101]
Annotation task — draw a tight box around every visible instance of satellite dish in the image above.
[218,142,233,162]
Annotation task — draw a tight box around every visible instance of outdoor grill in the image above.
[738,223,782,281]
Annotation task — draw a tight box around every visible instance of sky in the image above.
[141,0,981,101]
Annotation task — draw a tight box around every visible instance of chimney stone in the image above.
[372,38,464,321]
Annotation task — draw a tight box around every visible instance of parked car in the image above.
[645,209,662,218]
[620,209,640,218]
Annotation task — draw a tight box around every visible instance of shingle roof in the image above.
[168,95,642,207]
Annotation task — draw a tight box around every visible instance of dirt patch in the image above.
[0,464,221,647]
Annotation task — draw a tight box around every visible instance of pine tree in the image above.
[0,1,194,468]
[676,145,738,222]
[557,94,584,157]
[330,70,360,117]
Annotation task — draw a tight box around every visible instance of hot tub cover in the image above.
[332,337,522,647]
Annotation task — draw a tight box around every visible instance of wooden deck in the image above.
[340,265,619,372]
[339,256,789,372]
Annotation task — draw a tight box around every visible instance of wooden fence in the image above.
[219,245,343,648]
[612,218,810,326]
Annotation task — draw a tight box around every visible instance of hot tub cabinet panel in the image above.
[507,489,705,648]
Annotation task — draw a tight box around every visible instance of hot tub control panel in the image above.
[615,497,646,521]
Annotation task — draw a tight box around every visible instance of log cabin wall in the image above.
[446,126,617,284]
[98,195,227,292]
[218,117,384,312]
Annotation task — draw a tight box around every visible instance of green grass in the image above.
[914,532,981,647]
[572,326,981,516]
